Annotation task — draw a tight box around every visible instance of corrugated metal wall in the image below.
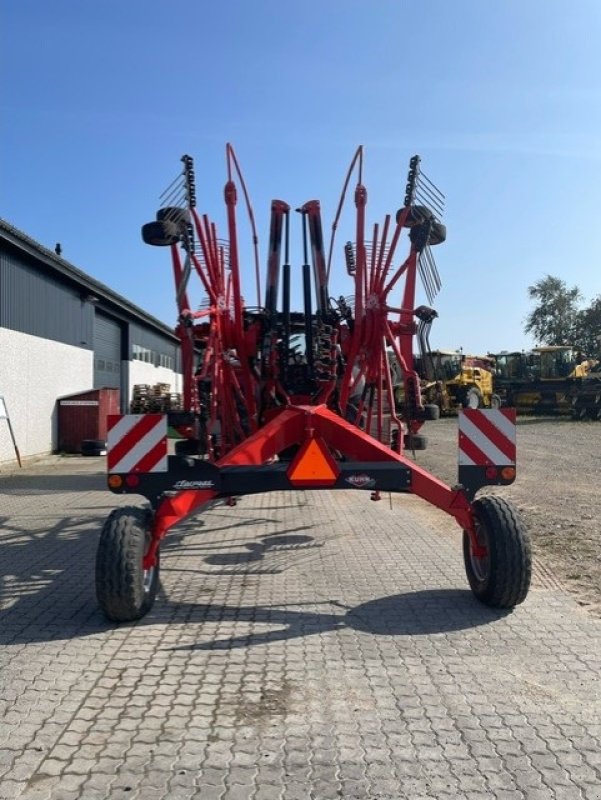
[129,322,179,368]
[0,249,94,349]
[0,240,181,375]
[94,312,123,389]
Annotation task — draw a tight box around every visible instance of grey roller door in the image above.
[94,313,122,389]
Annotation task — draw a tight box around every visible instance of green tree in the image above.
[525,275,582,345]
[577,295,601,357]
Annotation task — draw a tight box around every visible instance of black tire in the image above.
[396,207,446,245]
[463,496,531,608]
[141,220,181,247]
[428,221,446,246]
[491,394,502,409]
[421,403,440,421]
[396,205,434,226]
[156,206,190,226]
[81,439,106,456]
[403,433,427,451]
[96,507,159,622]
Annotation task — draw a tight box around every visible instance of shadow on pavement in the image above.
[1,498,509,648]
[0,514,321,644]
[0,512,115,644]
[162,588,510,651]
[162,526,320,570]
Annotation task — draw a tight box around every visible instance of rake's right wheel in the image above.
[463,496,531,608]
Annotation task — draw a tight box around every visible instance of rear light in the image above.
[108,475,123,488]
[125,474,140,487]
[501,466,516,480]
[485,467,498,479]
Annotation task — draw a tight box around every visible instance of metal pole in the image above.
[0,397,22,468]
[300,212,314,376]
[282,211,291,385]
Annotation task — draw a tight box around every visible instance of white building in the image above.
[0,219,183,465]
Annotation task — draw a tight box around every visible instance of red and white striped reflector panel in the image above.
[458,408,516,466]
[107,415,168,473]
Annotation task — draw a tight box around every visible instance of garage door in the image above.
[94,313,122,390]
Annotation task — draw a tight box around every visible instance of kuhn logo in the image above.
[345,474,375,489]
[173,480,215,490]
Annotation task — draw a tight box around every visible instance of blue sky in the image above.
[2,0,600,354]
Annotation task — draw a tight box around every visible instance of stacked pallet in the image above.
[130,384,182,413]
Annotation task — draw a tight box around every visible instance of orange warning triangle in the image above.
[287,436,340,487]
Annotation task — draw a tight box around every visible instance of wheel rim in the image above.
[143,565,155,594]
[468,523,490,582]
[468,392,479,409]
[143,532,156,595]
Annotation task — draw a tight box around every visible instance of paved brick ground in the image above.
[1,458,600,800]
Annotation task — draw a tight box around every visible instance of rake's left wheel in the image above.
[96,507,159,622]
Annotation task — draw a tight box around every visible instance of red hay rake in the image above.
[96,146,531,623]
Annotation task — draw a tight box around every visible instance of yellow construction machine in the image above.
[491,346,600,416]
[416,349,499,415]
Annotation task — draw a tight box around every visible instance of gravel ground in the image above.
[409,416,601,615]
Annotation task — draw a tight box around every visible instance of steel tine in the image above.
[418,256,434,304]
[422,249,439,299]
[415,192,444,218]
[415,183,445,215]
[425,247,441,291]
[159,173,185,200]
[419,171,446,203]
[424,247,440,299]
[160,185,187,207]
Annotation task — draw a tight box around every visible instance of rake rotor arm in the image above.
[265,200,290,319]
[226,143,262,306]
[171,244,193,315]
[326,145,363,282]
[301,200,330,316]
[338,182,368,413]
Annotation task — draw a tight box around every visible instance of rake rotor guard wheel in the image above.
[156,206,190,227]
[463,496,531,608]
[396,205,434,226]
[141,220,181,247]
[396,206,446,245]
[96,507,160,622]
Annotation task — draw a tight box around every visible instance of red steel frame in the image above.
[118,146,509,570]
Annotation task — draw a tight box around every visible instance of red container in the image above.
[57,388,120,453]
